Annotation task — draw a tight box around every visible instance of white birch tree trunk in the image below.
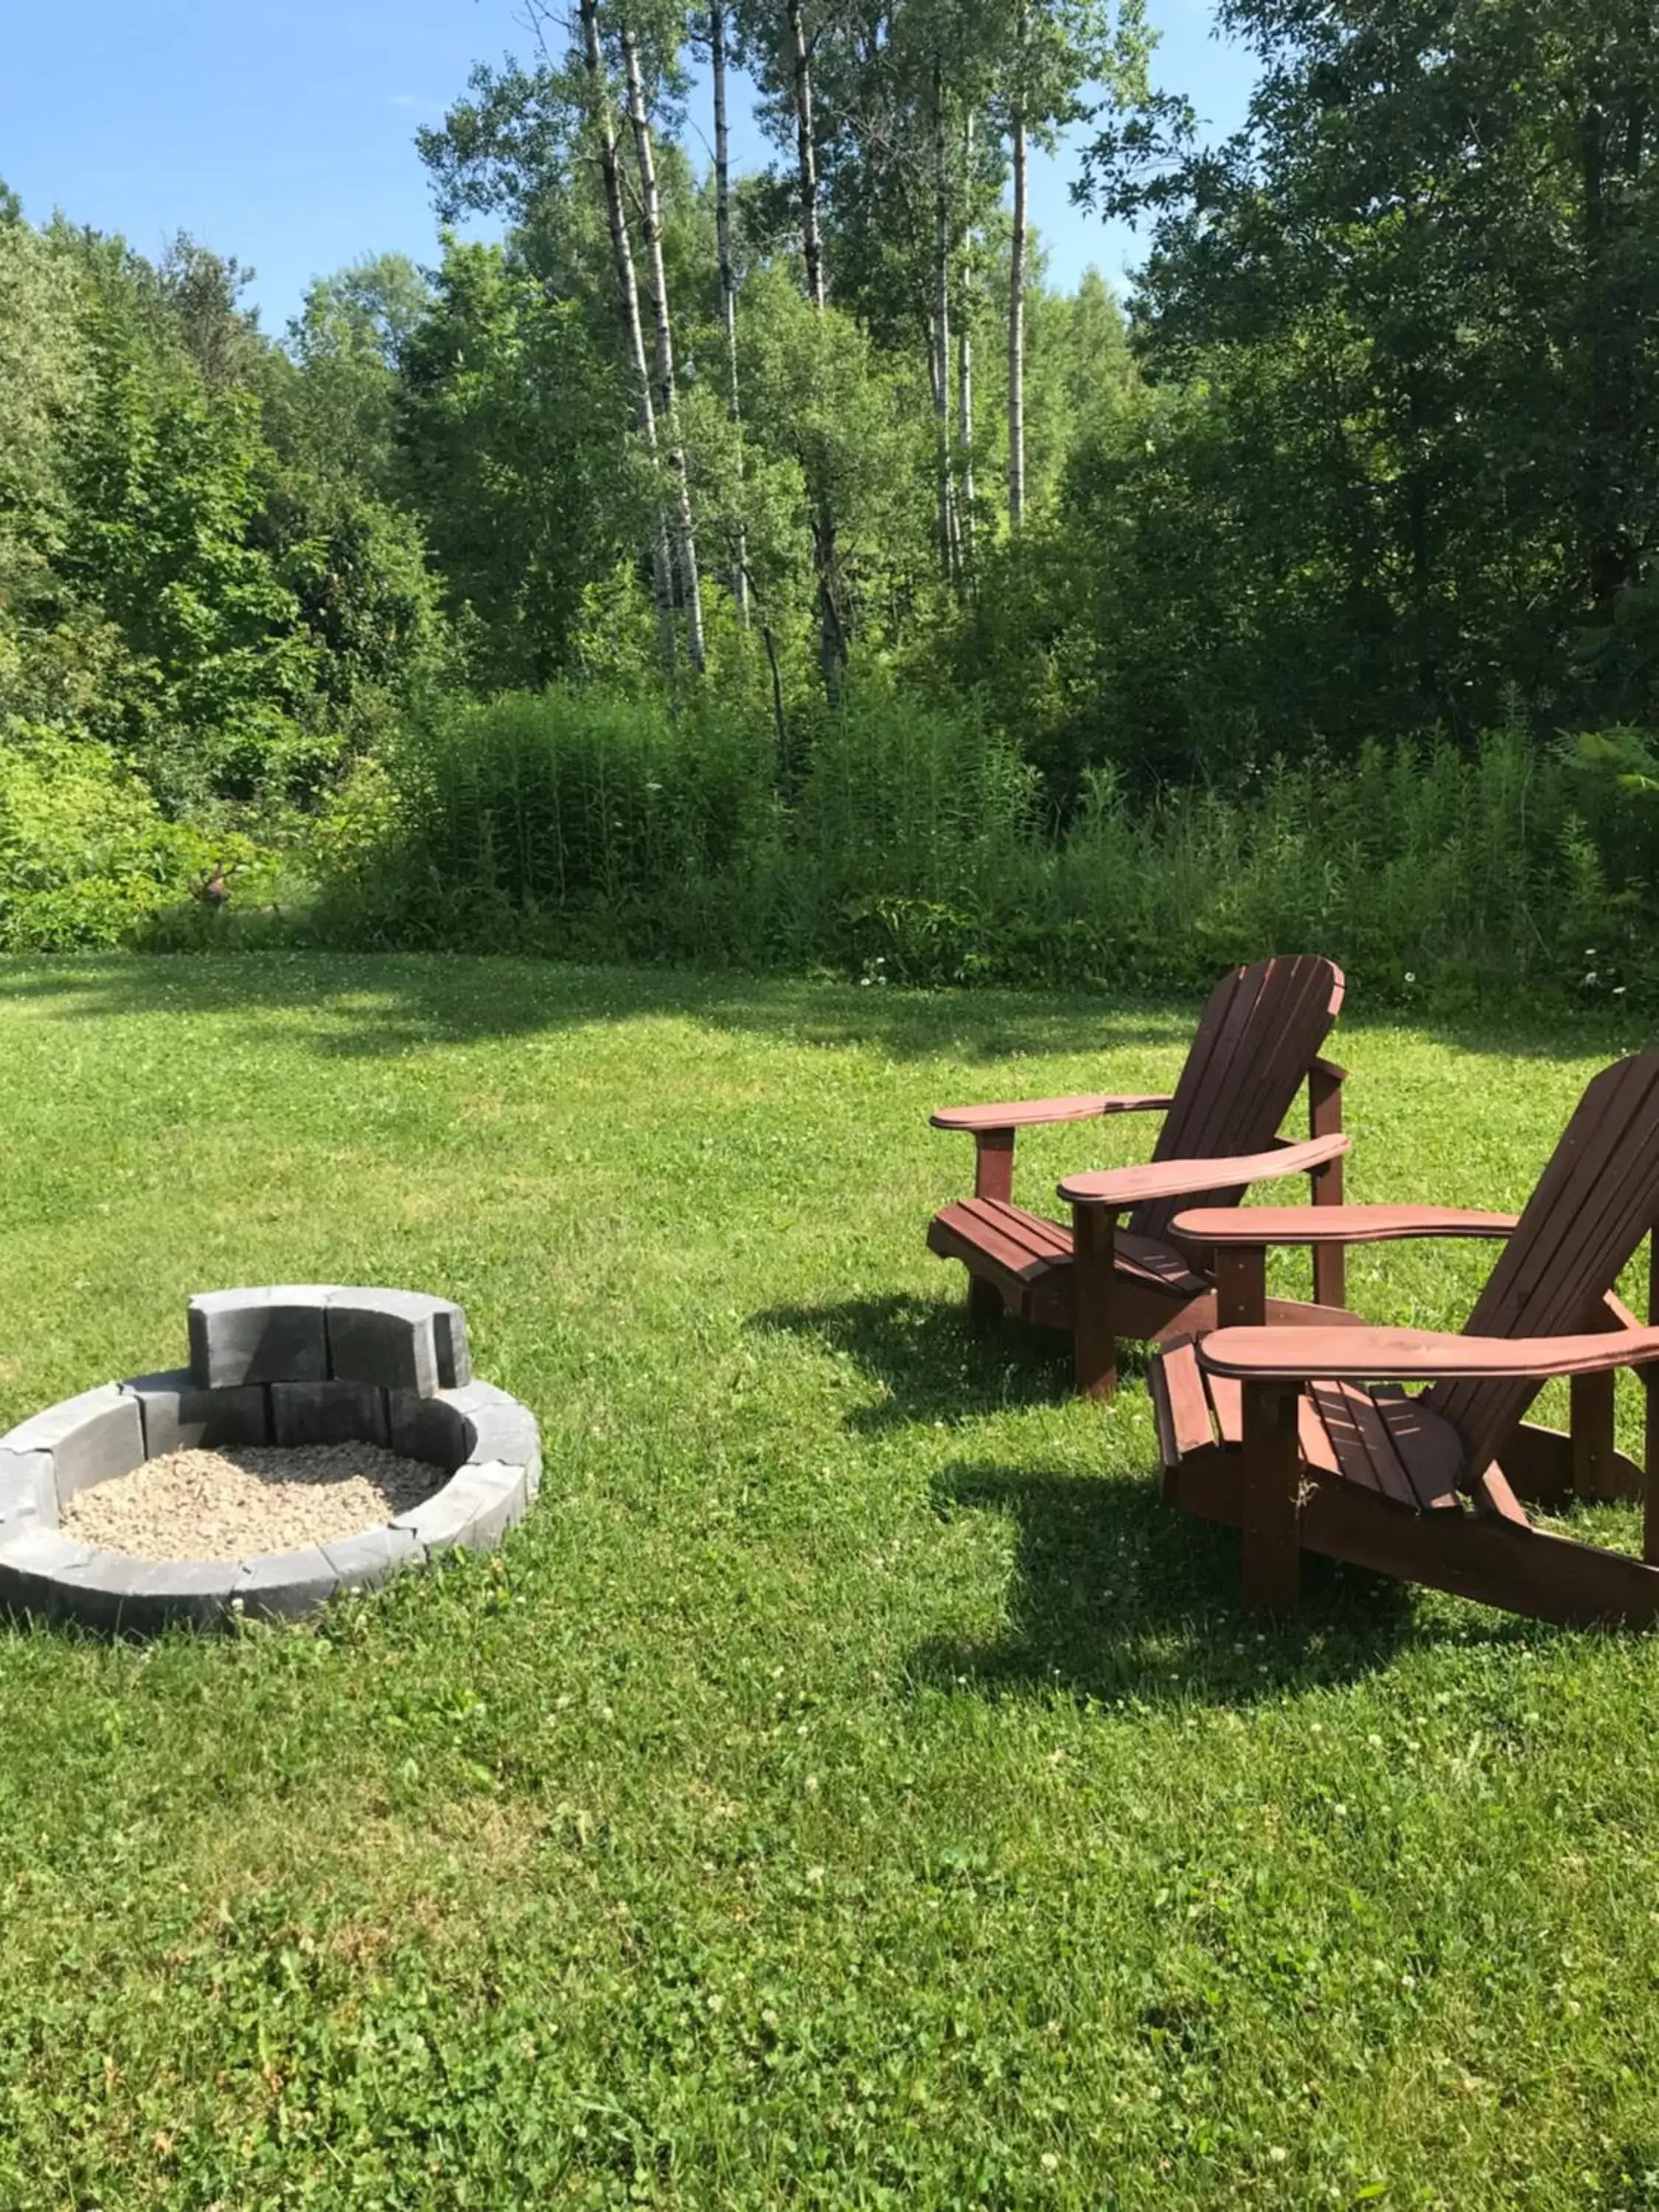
[933,63,960,582]
[958,113,976,574]
[787,0,843,696]
[578,0,676,662]
[1007,1,1028,528]
[787,0,826,308]
[711,1,749,624]
[621,18,706,674]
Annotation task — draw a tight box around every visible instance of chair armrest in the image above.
[1058,1131,1349,1211]
[1199,1321,1659,1385]
[931,1093,1172,1133]
[1171,1203,1518,1248]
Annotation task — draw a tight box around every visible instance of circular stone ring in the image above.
[0,1287,540,1634]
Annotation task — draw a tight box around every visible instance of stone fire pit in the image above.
[0,1287,540,1633]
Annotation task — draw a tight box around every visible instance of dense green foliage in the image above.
[4,954,1659,2208]
[0,220,445,803]
[1057,0,1659,771]
[319,687,1659,1012]
[1,0,1655,987]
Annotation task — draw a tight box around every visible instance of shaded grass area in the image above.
[1,953,1658,2210]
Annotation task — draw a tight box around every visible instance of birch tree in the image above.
[742,0,846,689]
[1006,0,1029,526]
[786,0,827,306]
[577,0,680,662]
[931,62,960,582]
[999,0,1147,526]
[957,114,976,571]
[709,1,750,621]
[619,16,706,672]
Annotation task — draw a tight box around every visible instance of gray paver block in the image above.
[0,1526,94,1573]
[52,1550,169,1635]
[128,1558,243,1627]
[234,1545,342,1621]
[1,1385,145,1502]
[325,1289,440,1396]
[442,1380,516,1415]
[386,1389,469,1470]
[434,1302,471,1388]
[0,1450,55,1534]
[466,1413,541,1486]
[445,1381,541,1473]
[0,1527,96,1621]
[270,1380,389,1450]
[122,1369,270,1456]
[319,1524,423,1590]
[0,1531,242,1633]
[188,1287,331,1389]
[55,1554,243,1635]
[392,1461,529,1555]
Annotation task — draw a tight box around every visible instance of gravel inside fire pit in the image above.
[60,1444,445,1562]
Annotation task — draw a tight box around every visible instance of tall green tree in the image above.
[999,0,1147,525]
[272,254,433,495]
[1081,0,1659,734]
[399,237,636,690]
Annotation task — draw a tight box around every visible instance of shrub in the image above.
[0,727,279,949]
[305,684,1659,1012]
[0,728,186,946]
[323,686,780,959]
[785,689,1042,980]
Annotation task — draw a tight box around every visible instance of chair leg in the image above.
[967,1273,1003,1332]
[1071,1203,1119,1401]
[1571,1369,1618,1501]
[1241,1381,1301,1615]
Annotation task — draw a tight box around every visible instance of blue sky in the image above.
[1,0,1254,336]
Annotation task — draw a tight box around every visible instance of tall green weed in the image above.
[305,688,1659,1012]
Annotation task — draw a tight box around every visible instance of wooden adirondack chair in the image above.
[928,956,1354,1398]
[1152,1052,1659,1629]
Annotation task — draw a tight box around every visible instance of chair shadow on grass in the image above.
[754,1294,1416,1700]
[909,1461,1423,1706]
[748,1290,1154,1430]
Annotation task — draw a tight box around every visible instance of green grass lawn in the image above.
[3,954,1659,2211]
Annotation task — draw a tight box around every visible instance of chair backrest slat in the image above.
[1131,956,1345,1241]
[1427,1054,1659,1478]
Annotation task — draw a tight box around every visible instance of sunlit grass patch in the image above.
[0,953,1654,2210]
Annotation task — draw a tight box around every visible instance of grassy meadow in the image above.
[1,954,1657,2210]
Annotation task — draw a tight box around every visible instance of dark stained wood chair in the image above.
[1152,1052,1659,1629]
[928,956,1354,1397]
